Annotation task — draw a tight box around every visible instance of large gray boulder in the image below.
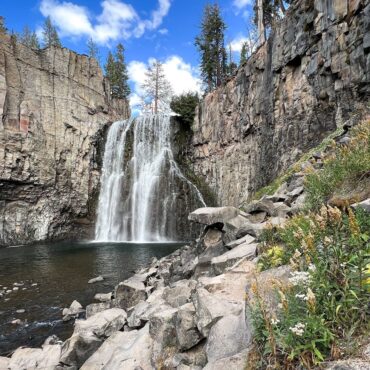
[74,308,127,338]
[0,357,9,369]
[149,307,180,366]
[189,207,239,226]
[211,243,257,275]
[192,287,243,337]
[163,280,197,308]
[175,303,203,351]
[59,308,127,368]
[80,325,152,370]
[205,312,251,364]
[115,277,147,309]
[8,345,61,370]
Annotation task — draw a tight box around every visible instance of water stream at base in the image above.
[95,114,205,242]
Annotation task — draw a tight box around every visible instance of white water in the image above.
[95,114,205,242]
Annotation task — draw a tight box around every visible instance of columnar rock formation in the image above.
[190,0,370,207]
[0,34,130,246]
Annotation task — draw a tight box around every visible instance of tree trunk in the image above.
[257,0,265,46]
[154,63,159,114]
[279,0,286,14]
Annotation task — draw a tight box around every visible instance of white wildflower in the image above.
[278,303,283,309]
[295,293,308,301]
[289,271,312,287]
[308,264,316,272]
[289,322,306,336]
[271,318,280,325]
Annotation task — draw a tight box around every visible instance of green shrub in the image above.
[170,92,200,126]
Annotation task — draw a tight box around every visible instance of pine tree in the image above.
[104,44,130,99]
[19,26,40,49]
[195,4,227,92]
[141,60,172,114]
[240,42,248,65]
[0,16,7,34]
[42,16,61,48]
[114,43,130,99]
[87,38,100,63]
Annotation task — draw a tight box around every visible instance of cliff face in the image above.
[0,34,130,246]
[190,0,370,207]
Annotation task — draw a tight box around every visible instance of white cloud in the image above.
[233,0,253,9]
[158,28,168,35]
[127,56,201,110]
[39,0,171,44]
[230,35,248,53]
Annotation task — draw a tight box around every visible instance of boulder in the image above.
[225,234,255,250]
[352,198,370,213]
[0,357,9,369]
[175,303,203,351]
[149,307,179,365]
[94,292,112,302]
[62,300,84,321]
[80,325,152,370]
[189,207,239,226]
[59,308,127,368]
[244,198,276,216]
[192,287,243,337]
[75,308,127,338]
[163,280,197,308]
[203,349,250,370]
[9,345,61,370]
[86,302,112,319]
[115,278,147,310]
[211,243,257,275]
[88,276,104,284]
[234,220,265,239]
[59,332,102,369]
[205,313,251,363]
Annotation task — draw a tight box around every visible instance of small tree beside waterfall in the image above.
[141,60,173,114]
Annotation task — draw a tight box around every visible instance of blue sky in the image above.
[1,0,255,109]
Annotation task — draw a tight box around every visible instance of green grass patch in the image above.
[304,121,370,211]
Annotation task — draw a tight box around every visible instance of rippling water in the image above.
[0,241,182,355]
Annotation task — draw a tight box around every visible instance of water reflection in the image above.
[0,241,182,355]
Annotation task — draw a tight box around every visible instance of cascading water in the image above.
[95,114,205,242]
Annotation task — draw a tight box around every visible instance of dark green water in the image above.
[0,241,182,355]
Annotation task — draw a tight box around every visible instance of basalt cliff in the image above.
[189,0,370,207]
[0,34,130,246]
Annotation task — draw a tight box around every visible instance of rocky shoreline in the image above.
[1,121,370,369]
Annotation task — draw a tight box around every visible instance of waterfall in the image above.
[95,114,205,242]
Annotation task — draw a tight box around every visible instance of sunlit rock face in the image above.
[189,0,370,207]
[0,34,130,246]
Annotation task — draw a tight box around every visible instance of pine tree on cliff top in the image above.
[195,3,227,92]
[19,26,40,49]
[42,16,61,48]
[0,16,7,34]
[87,38,100,64]
[141,59,172,114]
[104,44,130,99]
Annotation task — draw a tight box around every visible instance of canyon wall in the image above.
[0,34,130,246]
[190,0,370,207]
